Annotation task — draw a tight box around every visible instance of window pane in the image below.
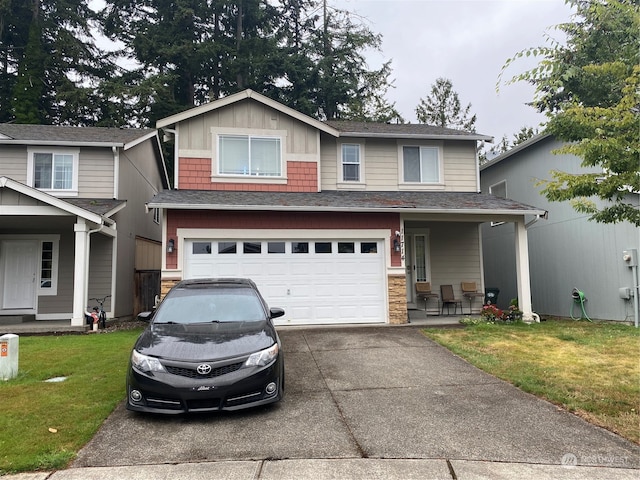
[342,144,360,182]
[420,147,439,183]
[315,242,332,253]
[243,242,261,254]
[292,242,308,253]
[342,144,360,163]
[53,154,73,189]
[268,242,285,253]
[338,242,355,253]
[403,147,420,182]
[192,242,212,254]
[490,181,507,198]
[343,164,359,182]
[251,137,280,176]
[218,242,237,254]
[41,242,53,288]
[34,153,52,188]
[361,242,377,253]
[219,136,249,174]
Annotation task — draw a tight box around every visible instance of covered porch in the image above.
[0,177,121,327]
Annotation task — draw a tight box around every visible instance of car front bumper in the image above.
[126,357,283,414]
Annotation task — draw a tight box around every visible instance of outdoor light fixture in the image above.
[167,238,175,253]
[393,231,401,253]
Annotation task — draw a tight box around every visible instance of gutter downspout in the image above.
[163,128,178,189]
[112,146,119,198]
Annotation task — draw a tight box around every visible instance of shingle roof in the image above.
[324,121,492,141]
[64,198,127,216]
[0,124,154,145]
[148,190,545,216]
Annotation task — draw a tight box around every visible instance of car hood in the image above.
[134,321,277,362]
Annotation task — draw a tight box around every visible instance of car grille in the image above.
[165,361,244,379]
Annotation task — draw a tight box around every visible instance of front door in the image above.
[2,240,38,309]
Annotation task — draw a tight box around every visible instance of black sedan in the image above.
[126,278,285,414]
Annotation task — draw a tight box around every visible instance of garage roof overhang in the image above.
[147,190,547,219]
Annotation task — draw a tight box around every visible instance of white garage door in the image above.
[184,239,386,325]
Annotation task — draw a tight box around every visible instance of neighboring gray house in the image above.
[480,133,640,323]
[0,124,169,327]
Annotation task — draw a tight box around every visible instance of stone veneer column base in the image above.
[388,274,408,324]
[161,278,181,299]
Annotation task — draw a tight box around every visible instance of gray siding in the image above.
[78,147,114,197]
[112,139,164,318]
[481,136,640,321]
[0,145,27,182]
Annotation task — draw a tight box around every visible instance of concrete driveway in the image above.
[68,326,639,478]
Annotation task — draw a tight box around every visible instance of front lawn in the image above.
[423,319,640,444]
[0,328,143,475]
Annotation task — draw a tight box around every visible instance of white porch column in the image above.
[72,219,89,326]
[514,219,538,323]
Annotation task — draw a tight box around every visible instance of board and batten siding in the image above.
[177,99,319,160]
[78,147,114,198]
[320,137,478,192]
[0,145,28,183]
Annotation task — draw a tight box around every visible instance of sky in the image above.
[332,0,575,143]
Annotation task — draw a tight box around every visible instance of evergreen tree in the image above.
[415,78,476,131]
[1,0,109,124]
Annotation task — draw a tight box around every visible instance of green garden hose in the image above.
[570,288,592,322]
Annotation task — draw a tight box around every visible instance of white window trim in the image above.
[337,141,366,189]
[398,142,444,190]
[210,128,288,184]
[27,147,80,197]
[489,180,508,226]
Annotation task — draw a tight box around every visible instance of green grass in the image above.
[423,319,640,444]
[0,329,143,475]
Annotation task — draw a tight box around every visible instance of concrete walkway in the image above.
[3,323,639,479]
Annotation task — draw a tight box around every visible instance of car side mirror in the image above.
[269,307,285,319]
[137,311,153,322]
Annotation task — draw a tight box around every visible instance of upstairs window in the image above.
[341,144,361,182]
[402,146,440,184]
[489,180,507,198]
[218,134,281,177]
[27,148,79,195]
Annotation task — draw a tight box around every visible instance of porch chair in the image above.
[440,284,462,315]
[461,281,485,315]
[415,282,439,313]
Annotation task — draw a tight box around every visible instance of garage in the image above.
[184,238,387,326]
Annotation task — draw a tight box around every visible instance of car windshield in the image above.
[153,286,266,324]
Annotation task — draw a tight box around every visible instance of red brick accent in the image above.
[178,158,317,192]
[164,210,402,270]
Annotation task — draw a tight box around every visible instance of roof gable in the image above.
[156,89,339,136]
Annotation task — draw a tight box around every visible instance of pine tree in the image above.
[415,78,476,131]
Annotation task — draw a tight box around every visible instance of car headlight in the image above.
[131,349,166,373]
[245,343,279,367]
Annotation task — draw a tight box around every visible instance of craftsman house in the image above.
[151,89,545,325]
[0,124,169,327]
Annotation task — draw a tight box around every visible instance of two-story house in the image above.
[0,124,169,327]
[150,89,545,326]
[481,133,640,323]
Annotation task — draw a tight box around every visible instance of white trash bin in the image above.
[0,334,19,380]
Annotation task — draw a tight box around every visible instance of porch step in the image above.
[0,314,36,325]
